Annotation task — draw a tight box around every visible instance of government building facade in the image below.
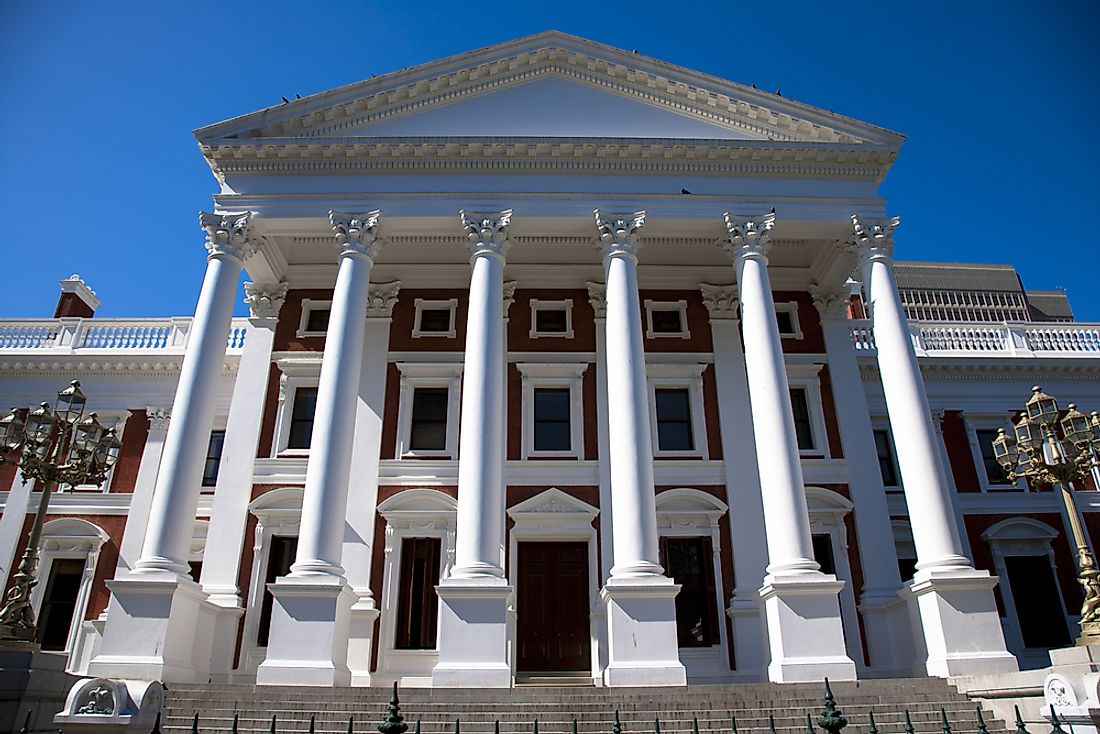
[2,32,1099,690]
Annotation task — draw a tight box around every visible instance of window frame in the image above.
[518,363,587,460]
[395,362,463,459]
[774,301,804,340]
[412,298,458,339]
[786,364,831,459]
[296,299,333,338]
[871,424,903,491]
[646,363,709,459]
[644,299,691,340]
[201,429,227,489]
[272,356,321,456]
[528,298,575,339]
[964,414,1027,492]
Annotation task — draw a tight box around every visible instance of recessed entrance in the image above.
[516,541,590,672]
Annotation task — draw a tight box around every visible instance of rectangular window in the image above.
[775,310,795,335]
[873,429,899,487]
[201,430,225,487]
[976,429,1010,485]
[535,309,568,335]
[655,388,693,451]
[287,387,318,450]
[305,308,330,333]
[36,558,85,651]
[533,388,571,452]
[418,308,452,334]
[409,388,449,451]
[659,537,719,647]
[257,536,297,646]
[789,388,814,450]
[396,537,441,649]
[812,533,836,576]
[651,309,683,334]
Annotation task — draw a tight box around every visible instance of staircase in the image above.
[161,679,1009,734]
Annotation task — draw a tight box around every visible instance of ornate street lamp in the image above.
[0,381,121,644]
[992,386,1100,645]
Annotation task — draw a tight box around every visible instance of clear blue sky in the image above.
[2,1,1097,320]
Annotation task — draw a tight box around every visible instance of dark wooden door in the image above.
[517,542,590,671]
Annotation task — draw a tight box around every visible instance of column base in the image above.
[432,578,513,688]
[348,592,380,687]
[255,574,355,687]
[202,589,245,684]
[601,576,687,687]
[87,572,216,683]
[900,566,1018,677]
[726,591,767,681]
[759,573,857,683]
[858,587,917,677]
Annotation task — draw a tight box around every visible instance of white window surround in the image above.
[271,356,321,457]
[412,298,458,339]
[507,488,601,685]
[518,362,588,460]
[647,363,709,459]
[787,363,830,459]
[654,488,730,679]
[775,301,804,340]
[805,486,864,673]
[198,415,229,495]
[871,420,903,491]
[395,362,463,459]
[296,299,333,338]
[528,299,575,339]
[65,411,129,494]
[29,518,108,660]
[237,487,303,678]
[963,413,1027,492]
[645,299,691,340]
[377,488,457,686]
[981,517,1072,664]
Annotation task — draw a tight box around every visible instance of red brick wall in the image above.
[639,290,713,353]
[108,410,147,493]
[941,411,981,492]
[54,293,95,319]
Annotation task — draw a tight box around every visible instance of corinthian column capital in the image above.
[200,211,259,262]
[586,281,607,319]
[720,210,776,263]
[809,283,850,320]
[461,209,513,258]
[594,210,646,259]
[699,283,740,320]
[849,215,901,261]
[146,407,171,432]
[366,281,401,318]
[244,281,289,320]
[330,210,384,259]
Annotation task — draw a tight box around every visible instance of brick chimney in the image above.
[54,274,101,318]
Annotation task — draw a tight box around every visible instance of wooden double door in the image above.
[516,542,591,672]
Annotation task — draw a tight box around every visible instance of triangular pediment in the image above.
[196,31,903,148]
[508,488,598,518]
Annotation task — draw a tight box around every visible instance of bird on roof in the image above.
[751,83,757,89]
[281,96,290,104]
[295,94,301,100]
[775,88,782,96]
[681,188,693,195]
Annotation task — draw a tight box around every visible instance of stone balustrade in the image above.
[849,319,1100,358]
[0,317,248,353]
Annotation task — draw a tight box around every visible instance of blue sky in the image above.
[2,1,1097,320]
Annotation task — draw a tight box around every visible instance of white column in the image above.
[812,284,915,676]
[116,409,171,572]
[89,212,257,683]
[0,470,32,591]
[433,210,513,688]
[345,281,400,686]
[200,281,285,681]
[719,211,856,683]
[258,211,383,687]
[853,215,1016,676]
[594,210,686,687]
[587,281,614,680]
[699,284,769,680]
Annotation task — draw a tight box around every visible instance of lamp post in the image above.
[0,381,121,644]
[992,386,1100,645]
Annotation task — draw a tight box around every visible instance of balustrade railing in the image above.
[849,320,1100,358]
[0,317,248,354]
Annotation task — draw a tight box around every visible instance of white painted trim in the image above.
[412,299,458,339]
[31,518,108,660]
[787,363,830,459]
[644,299,691,340]
[528,299,575,339]
[775,301,804,340]
[394,362,463,459]
[271,356,322,456]
[296,299,332,338]
[647,363,709,459]
[517,362,588,460]
[962,413,1028,492]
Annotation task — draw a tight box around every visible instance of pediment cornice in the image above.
[195,32,903,153]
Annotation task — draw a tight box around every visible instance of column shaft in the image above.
[604,252,661,577]
[138,252,243,574]
[294,252,373,575]
[117,412,169,572]
[862,255,969,570]
[453,248,506,577]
